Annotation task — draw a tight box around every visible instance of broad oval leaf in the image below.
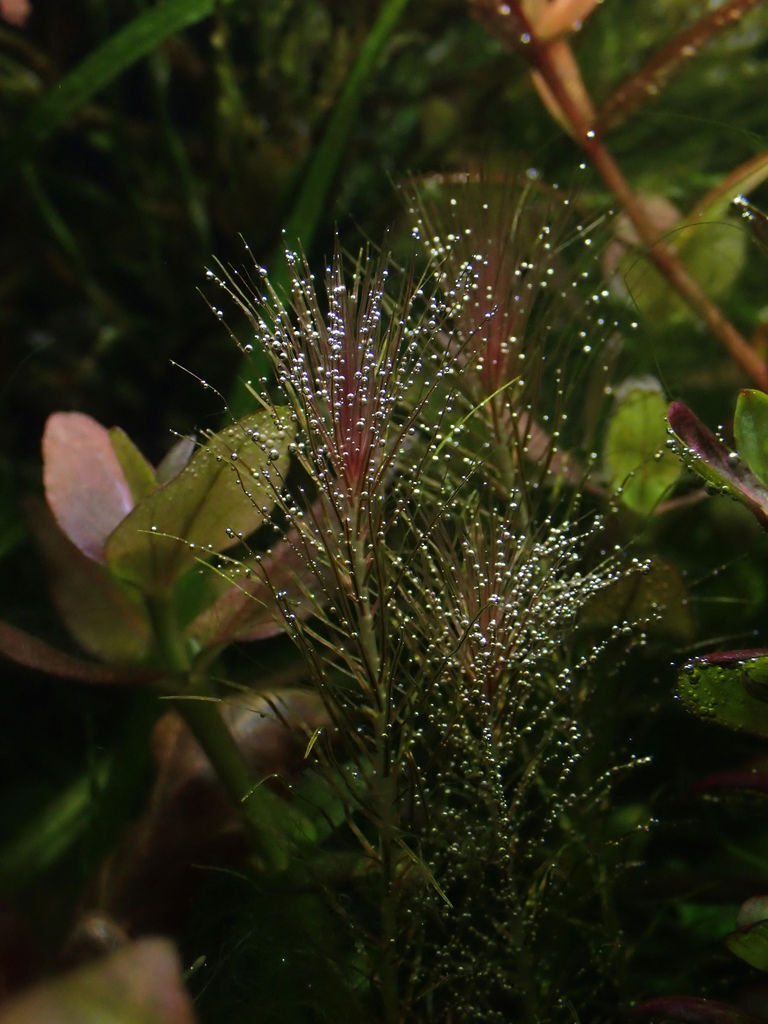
[26,498,152,665]
[615,215,745,327]
[43,412,135,562]
[105,410,294,592]
[734,389,768,488]
[629,995,764,1023]
[604,381,680,514]
[0,939,197,1024]
[679,653,768,739]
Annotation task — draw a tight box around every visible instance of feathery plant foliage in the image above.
[203,178,646,1020]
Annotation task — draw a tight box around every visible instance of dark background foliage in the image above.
[3,1,768,1020]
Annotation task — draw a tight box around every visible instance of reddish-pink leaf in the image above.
[629,995,764,1022]
[0,620,159,685]
[186,532,325,646]
[43,412,135,562]
[668,401,768,530]
[0,939,197,1024]
[25,498,152,664]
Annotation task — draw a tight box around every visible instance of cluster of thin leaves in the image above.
[204,182,647,1020]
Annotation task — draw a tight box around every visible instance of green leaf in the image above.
[726,920,768,972]
[109,428,157,502]
[1,0,237,179]
[737,896,768,930]
[105,410,294,592]
[604,381,680,513]
[620,218,746,327]
[678,655,768,739]
[734,389,768,487]
[581,557,694,644]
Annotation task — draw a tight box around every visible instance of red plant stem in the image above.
[484,0,768,392]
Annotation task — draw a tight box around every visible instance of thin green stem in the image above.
[147,592,304,873]
[351,530,399,1024]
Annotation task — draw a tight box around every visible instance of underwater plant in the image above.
[0,175,657,1021]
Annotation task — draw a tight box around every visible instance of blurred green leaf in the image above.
[582,557,694,643]
[604,382,680,513]
[620,218,746,327]
[726,920,768,972]
[105,410,294,592]
[734,389,768,488]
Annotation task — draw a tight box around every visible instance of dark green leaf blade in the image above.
[678,653,768,738]
[1,0,236,178]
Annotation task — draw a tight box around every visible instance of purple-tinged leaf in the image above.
[668,401,768,530]
[737,897,768,931]
[25,498,152,664]
[0,620,159,685]
[0,938,197,1024]
[43,412,135,562]
[691,649,768,665]
[628,995,764,1022]
[186,531,325,646]
[691,769,768,796]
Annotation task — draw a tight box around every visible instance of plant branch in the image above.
[148,592,305,872]
[472,0,768,391]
